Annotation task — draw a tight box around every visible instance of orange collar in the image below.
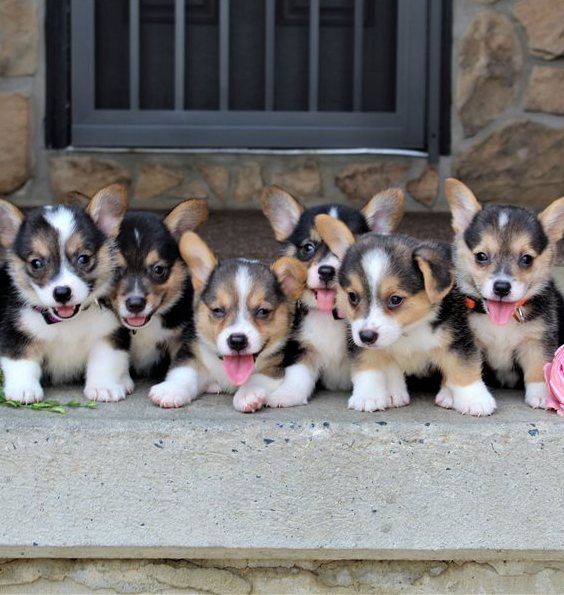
[465,296,527,323]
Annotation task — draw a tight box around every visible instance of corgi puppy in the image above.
[260,185,404,407]
[315,214,497,416]
[445,178,564,409]
[0,185,132,403]
[149,232,307,412]
[110,198,208,377]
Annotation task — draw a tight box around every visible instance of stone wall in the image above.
[2,558,564,593]
[4,0,564,211]
[451,0,564,209]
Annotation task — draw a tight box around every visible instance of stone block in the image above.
[525,65,564,115]
[233,161,263,203]
[49,156,132,200]
[0,93,31,194]
[514,0,564,60]
[406,166,439,207]
[457,12,521,137]
[335,160,410,203]
[0,0,38,76]
[271,160,322,198]
[453,120,564,207]
[195,164,229,200]
[135,163,184,201]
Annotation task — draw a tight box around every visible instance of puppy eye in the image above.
[29,258,45,271]
[151,264,168,280]
[114,266,126,280]
[255,308,271,319]
[211,307,226,318]
[76,254,91,267]
[387,295,404,309]
[475,252,489,264]
[298,241,316,261]
[348,291,360,306]
[519,254,534,267]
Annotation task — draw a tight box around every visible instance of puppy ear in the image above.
[314,213,356,260]
[260,185,304,241]
[0,199,24,248]
[179,231,218,293]
[271,256,307,300]
[539,196,564,244]
[362,188,405,233]
[64,190,89,207]
[164,199,209,241]
[414,244,454,304]
[444,178,481,234]
[85,184,128,237]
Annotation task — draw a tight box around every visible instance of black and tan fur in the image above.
[260,185,404,407]
[445,178,564,409]
[110,198,208,377]
[315,214,497,416]
[0,185,132,403]
[149,232,307,412]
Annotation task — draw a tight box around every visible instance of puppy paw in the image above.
[389,390,410,408]
[348,390,391,412]
[525,382,549,409]
[435,386,453,409]
[4,382,44,404]
[121,375,135,395]
[267,389,309,409]
[204,382,223,394]
[233,388,267,413]
[84,383,129,402]
[149,381,196,408]
[449,382,497,416]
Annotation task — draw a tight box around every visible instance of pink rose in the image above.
[544,344,564,416]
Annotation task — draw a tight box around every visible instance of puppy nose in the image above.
[53,285,72,304]
[359,329,378,345]
[227,333,248,352]
[318,265,336,283]
[125,296,147,313]
[493,280,511,297]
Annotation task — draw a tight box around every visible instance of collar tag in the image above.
[514,305,526,324]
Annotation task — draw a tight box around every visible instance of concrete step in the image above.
[1,383,563,560]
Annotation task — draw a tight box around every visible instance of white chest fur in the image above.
[469,313,544,376]
[300,309,351,390]
[389,318,443,375]
[20,306,121,383]
[129,316,179,374]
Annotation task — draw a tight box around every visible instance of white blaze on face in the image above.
[329,206,339,219]
[217,266,263,356]
[32,208,90,307]
[350,249,403,348]
[498,210,509,229]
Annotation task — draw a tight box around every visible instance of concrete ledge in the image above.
[1,384,563,560]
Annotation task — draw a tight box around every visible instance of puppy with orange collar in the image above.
[445,178,564,409]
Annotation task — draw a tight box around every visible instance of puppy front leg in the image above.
[149,362,203,408]
[1,357,44,403]
[233,373,282,413]
[519,343,550,409]
[84,340,133,402]
[349,350,396,412]
[438,352,496,416]
[266,351,319,408]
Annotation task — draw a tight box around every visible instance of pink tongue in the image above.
[126,316,148,327]
[223,354,255,386]
[486,300,518,325]
[55,306,76,318]
[316,289,336,313]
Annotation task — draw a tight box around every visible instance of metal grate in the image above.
[70,0,442,151]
